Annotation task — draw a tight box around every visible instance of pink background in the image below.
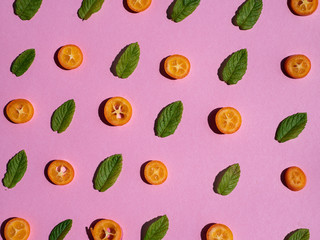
[1,0,320,239]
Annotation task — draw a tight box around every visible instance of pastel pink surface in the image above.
[1,0,320,239]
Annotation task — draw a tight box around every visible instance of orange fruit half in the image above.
[57,44,83,70]
[4,217,30,240]
[127,0,152,12]
[144,160,168,185]
[284,166,307,191]
[284,54,311,79]
[206,224,233,240]
[164,54,191,79]
[6,99,34,124]
[290,0,318,16]
[215,107,242,134]
[47,160,75,185]
[104,97,132,126]
[90,219,122,240]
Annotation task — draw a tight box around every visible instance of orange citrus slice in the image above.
[144,160,168,185]
[104,97,132,126]
[6,99,34,124]
[284,166,307,191]
[57,44,83,70]
[4,218,30,240]
[164,54,191,79]
[215,107,242,134]
[206,224,233,240]
[290,0,318,16]
[127,0,152,12]
[284,54,311,79]
[47,160,75,185]
[90,219,122,240]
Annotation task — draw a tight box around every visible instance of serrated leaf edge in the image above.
[144,215,169,240]
[51,99,76,133]
[93,154,123,192]
[2,150,28,189]
[275,113,307,143]
[11,49,36,77]
[49,219,73,240]
[217,163,241,196]
[155,101,183,138]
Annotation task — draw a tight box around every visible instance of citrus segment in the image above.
[4,218,30,240]
[144,160,168,185]
[206,224,233,240]
[127,0,152,12]
[284,54,311,79]
[284,166,307,191]
[6,99,34,124]
[290,0,318,15]
[164,54,190,79]
[47,160,74,185]
[104,97,132,126]
[215,107,242,134]
[57,44,83,70]
[90,219,122,240]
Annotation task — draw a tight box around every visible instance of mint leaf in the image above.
[14,0,42,20]
[275,113,307,143]
[78,0,105,20]
[235,0,263,30]
[144,215,169,240]
[2,150,27,189]
[11,49,35,77]
[155,101,183,138]
[170,0,201,23]
[287,228,310,240]
[94,154,122,192]
[51,99,76,134]
[217,163,240,196]
[115,42,140,79]
[49,219,73,240]
[221,49,247,85]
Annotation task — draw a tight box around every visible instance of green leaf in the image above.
[14,0,42,20]
[94,154,122,192]
[287,228,310,240]
[115,42,140,79]
[217,163,240,196]
[275,113,307,143]
[2,150,27,189]
[235,0,263,30]
[49,219,73,240]
[221,49,248,85]
[170,0,201,23]
[144,215,169,240]
[51,99,76,134]
[11,49,35,77]
[155,101,183,138]
[78,0,105,20]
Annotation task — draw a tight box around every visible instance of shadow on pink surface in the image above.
[207,108,223,135]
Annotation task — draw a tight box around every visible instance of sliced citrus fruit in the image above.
[104,97,132,126]
[290,0,318,16]
[47,160,74,185]
[284,54,311,78]
[215,107,242,134]
[164,54,191,79]
[284,166,307,191]
[4,217,30,240]
[127,0,152,12]
[57,44,83,70]
[206,223,233,240]
[6,99,34,124]
[144,160,168,185]
[90,219,122,240]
